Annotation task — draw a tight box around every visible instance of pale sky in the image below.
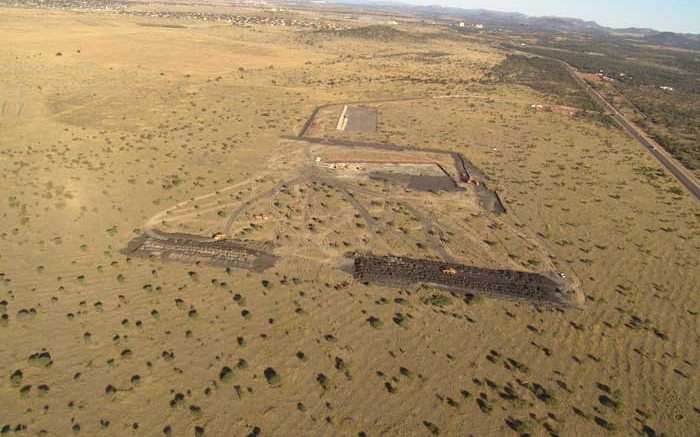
[400,0,700,34]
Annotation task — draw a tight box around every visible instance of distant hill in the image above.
[317,1,700,50]
[526,16,604,32]
[613,27,659,37]
[417,7,606,32]
[641,32,700,50]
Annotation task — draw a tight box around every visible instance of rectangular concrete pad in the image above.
[344,106,378,133]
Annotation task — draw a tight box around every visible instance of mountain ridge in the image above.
[318,0,700,42]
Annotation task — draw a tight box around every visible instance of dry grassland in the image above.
[0,7,698,437]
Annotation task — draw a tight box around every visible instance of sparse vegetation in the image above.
[0,5,696,437]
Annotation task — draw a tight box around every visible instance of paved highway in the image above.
[558,60,700,201]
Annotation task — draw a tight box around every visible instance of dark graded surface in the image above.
[123,234,278,270]
[353,254,570,305]
[475,185,507,214]
[370,172,460,191]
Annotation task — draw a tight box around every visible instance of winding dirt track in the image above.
[134,95,583,306]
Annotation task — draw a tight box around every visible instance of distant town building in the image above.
[459,22,465,28]
[474,24,484,29]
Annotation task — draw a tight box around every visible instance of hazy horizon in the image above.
[370,0,700,34]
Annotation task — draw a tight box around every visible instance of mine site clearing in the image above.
[128,99,583,307]
[2,7,698,437]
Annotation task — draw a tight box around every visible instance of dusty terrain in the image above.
[0,5,698,437]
